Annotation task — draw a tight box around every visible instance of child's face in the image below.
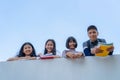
[23,44,33,56]
[69,40,76,49]
[45,41,54,53]
[88,29,98,42]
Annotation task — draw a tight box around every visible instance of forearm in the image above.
[84,48,94,56]
[20,57,36,60]
[7,57,19,61]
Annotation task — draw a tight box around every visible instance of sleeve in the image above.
[108,51,113,55]
[56,50,62,57]
[84,48,94,56]
[101,39,106,43]
[83,42,94,56]
[62,50,67,57]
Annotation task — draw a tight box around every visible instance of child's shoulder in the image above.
[83,40,90,46]
[62,49,70,52]
[83,39,90,43]
[97,38,106,42]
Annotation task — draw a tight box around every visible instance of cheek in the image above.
[23,49,26,53]
[49,46,54,49]
[30,49,33,52]
[89,33,95,37]
[88,34,91,37]
[45,46,49,50]
[69,43,72,46]
[69,43,75,48]
[92,34,97,38]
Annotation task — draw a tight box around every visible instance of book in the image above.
[95,43,113,57]
[39,55,54,59]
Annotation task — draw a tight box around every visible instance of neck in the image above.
[47,51,52,54]
[69,48,75,50]
[90,39,97,42]
[25,55,30,57]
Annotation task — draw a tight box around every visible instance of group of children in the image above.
[7,25,114,61]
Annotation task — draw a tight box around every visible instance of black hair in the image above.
[87,25,98,32]
[66,36,77,49]
[44,39,56,55]
[17,42,36,57]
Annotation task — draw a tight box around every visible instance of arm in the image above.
[52,55,61,58]
[66,52,75,59]
[84,48,95,56]
[88,39,106,55]
[37,53,43,57]
[83,42,94,56]
[62,50,67,57]
[62,50,75,58]
[7,56,36,61]
[74,52,84,58]
[19,56,37,60]
[7,57,20,61]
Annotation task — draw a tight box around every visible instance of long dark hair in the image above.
[44,39,56,55]
[17,42,36,57]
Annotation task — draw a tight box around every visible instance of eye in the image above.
[89,32,91,34]
[93,31,96,34]
[24,47,27,49]
[28,46,30,49]
[50,44,53,46]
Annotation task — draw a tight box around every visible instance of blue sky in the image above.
[0,0,120,61]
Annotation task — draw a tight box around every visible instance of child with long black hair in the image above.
[7,42,37,61]
[39,39,60,58]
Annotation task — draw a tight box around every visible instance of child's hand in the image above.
[24,56,36,60]
[66,52,75,59]
[7,57,19,61]
[75,52,83,58]
[91,47,103,54]
[96,48,104,53]
[107,46,114,52]
[38,53,42,57]
[53,55,61,58]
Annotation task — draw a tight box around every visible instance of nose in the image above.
[26,48,30,51]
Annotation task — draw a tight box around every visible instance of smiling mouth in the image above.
[48,49,52,51]
[26,50,31,53]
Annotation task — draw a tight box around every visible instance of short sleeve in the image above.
[83,41,94,56]
[62,50,67,57]
[56,50,62,57]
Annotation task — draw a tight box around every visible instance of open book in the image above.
[95,43,113,57]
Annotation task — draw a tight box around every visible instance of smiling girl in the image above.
[7,42,37,61]
[62,36,83,59]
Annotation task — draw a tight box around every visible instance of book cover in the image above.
[40,55,54,59]
[95,43,113,57]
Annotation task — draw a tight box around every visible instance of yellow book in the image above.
[95,43,113,57]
